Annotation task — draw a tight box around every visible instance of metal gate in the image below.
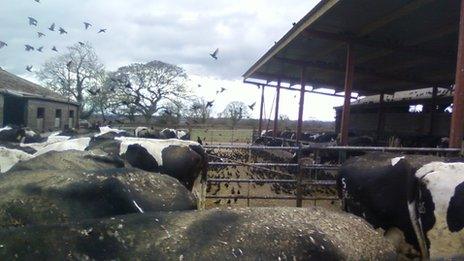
[202,144,461,208]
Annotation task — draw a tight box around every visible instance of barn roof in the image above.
[0,69,79,105]
[243,0,460,95]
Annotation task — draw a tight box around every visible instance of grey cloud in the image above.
[0,0,320,81]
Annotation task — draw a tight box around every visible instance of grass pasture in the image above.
[190,128,254,144]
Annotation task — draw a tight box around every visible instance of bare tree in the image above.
[37,42,105,118]
[109,60,189,123]
[88,73,114,121]
[188,98,211,124]
[221,101,250,128]
[157,101,184,126]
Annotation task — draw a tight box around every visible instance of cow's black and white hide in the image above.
[408,162,464,259]
[0,126,44,143]
[0,126,24,143]
[96,126,132,138]
[338,152,464,259]
[159,128,177,139]
[19,132,72,151]
[86,137,207,190]
[134,126,160,139]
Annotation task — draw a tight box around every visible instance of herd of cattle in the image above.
[0,125,463,259]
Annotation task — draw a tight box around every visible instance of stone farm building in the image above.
[0,69,79,132]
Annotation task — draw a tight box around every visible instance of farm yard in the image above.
[1,0,464,260]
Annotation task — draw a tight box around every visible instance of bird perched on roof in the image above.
[84,22,92,30]
[28,17,38,26]
[292,22,296,26]
[59,27,68,34]
[216,87,226,94]
[25,45,35,51]
[206,100,214,108]
[210,48,219,60]
[78,42,85,46]
[248,102,256,110]
[98,29,107,33]
[0,41,7,49]
[48,23,56,31]
[26,65,33,72]
[37,32,45,38]
[37,46,44,52]
[52,46,58,52]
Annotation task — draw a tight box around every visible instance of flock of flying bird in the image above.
[0,0,107,73]
[0,0,258,113]
[202,50,256,112]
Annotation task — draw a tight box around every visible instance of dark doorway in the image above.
[3,95,26,126]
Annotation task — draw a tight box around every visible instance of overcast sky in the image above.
[0,0,343,121]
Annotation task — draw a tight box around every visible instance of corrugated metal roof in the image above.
[244,0,460,95]
[0,69,79,105]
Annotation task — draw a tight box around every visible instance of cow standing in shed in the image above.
[338,153,464,259]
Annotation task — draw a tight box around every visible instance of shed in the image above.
[334,87,453,137]
[0,69,79,132]
[243,0,464,148]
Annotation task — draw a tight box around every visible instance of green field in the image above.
[190,128,254,144]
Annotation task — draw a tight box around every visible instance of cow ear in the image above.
[447,182,464,232]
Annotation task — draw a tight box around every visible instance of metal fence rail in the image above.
[203,143,461,207]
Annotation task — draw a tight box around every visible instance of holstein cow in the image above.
[338,152,464,259]
[0,126,43,144]
[86,136,207,190]
[136,127,190,140]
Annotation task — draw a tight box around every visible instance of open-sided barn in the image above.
[0,68,79,132]
[244,0,464,148]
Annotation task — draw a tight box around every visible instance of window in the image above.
[55,109,62,118]
[69,110,74,118]
[37,108,45,119]
[445,104,453,113]
[409,104,423,113]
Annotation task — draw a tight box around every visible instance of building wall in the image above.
[336,111,451,137]
[26,99,78,132]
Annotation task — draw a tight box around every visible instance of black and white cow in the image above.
[338,153,464,259]
[85,136,207,190]
[136,127,189,140]
[0,126,44,143]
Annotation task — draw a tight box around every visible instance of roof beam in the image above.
[275,57,437,86]
[313,0,438,59]
[243,79,358,99]
[304,28,454,60]
[248,71,346,91]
